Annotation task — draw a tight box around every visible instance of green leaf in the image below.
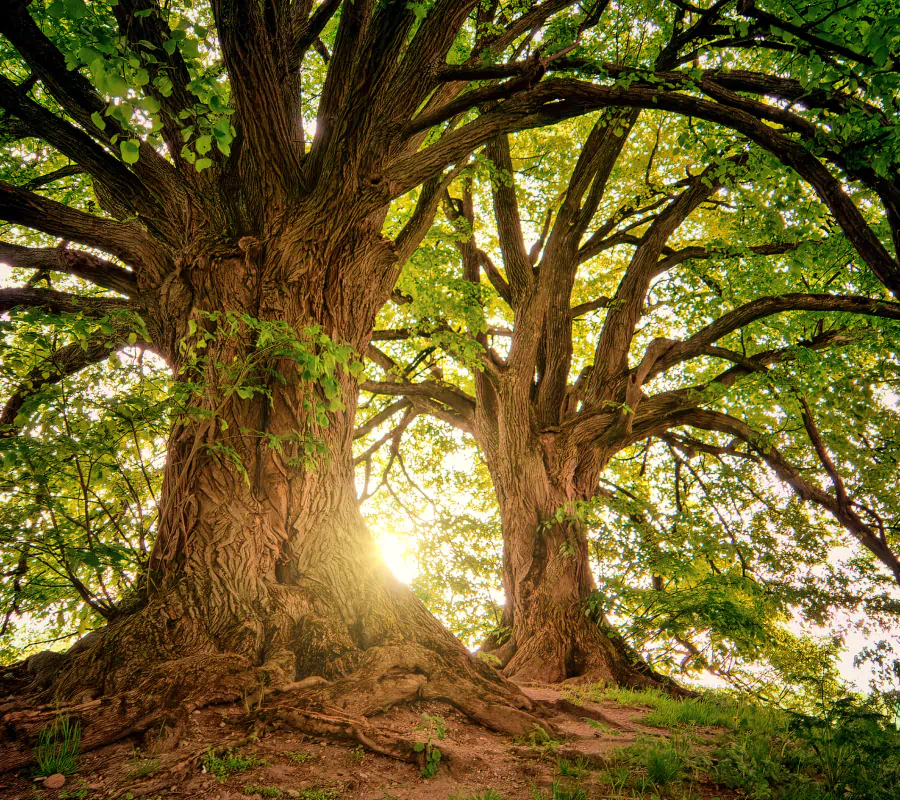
[195,135,213,155]
[64,0,88,19]
[106,73,130,97]
[90,111,107,131]
[120,139,141,165]
[194,157,213,172]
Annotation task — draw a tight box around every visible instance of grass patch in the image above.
[571,684,782,732]
[127,756,160,779]
[284,749,312,763]
[450,792,506,800]
[243,786,284,799]
[556,756,590,778]
[34,715,81,777]
[296,790,341,800]
[549,781,588,800]
[201,748,265,781]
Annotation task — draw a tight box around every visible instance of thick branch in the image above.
[0,242,138,297]
[651,293,900,379]
[0,288,133,318]
[0,181,154,268]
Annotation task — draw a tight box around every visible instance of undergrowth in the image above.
[200,748,265,781]
[33,715,81,777]
[581,685,900,800]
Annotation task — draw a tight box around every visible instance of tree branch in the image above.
[0,288,133,318]
[0,242,138,297]
[675,408,900,587]
[0,332,134,429]
[0,181,155,269]
[650,293,900,380]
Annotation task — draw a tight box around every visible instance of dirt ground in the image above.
[0,685,736,800]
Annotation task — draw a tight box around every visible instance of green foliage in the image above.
[242,787,283,799]
[413,712,446,778]
[33,715,80,777]
[348,744,366,763]
[284,750,312,764]
[515,725,561,756]
[642,742,683,788]
[533,781,587,800]
[294,790,340,800]
[556,757,590,778]
[200,748,264,781]
[127,756,159,779]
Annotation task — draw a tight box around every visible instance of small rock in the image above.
[43,774,66,789]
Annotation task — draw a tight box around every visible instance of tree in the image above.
[1,0,899,769]
[0,0,623,770]
[360,0,900,683]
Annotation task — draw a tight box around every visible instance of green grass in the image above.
[284,749,312,763]
[549,781,588,800]
[242,788,341,800]
[127,756,160,779]
[556,756,590,778]
[200,748,265,781]
[450,792,506,800]
[33,715,81,777]
[571,684,783,732]
[243,786,284,799]
[296,790,341,800]
[644,742,684,787]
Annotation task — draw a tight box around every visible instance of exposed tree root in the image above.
[485,617,690,695]
[0,638,551,775]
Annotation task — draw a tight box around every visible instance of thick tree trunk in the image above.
[482,447,670,688]
[1,244,542,772]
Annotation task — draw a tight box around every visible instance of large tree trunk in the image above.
[481,446,669,688]
[1,242,540,773]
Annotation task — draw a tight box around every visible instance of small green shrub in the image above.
[348,744,366,762]
[516,724,560,755]
[284,750,312,763]
[127,756,160,779]
[34,715,81,777]
[201,748,265,781]
[550,781,587,800]
[414,712,446,778]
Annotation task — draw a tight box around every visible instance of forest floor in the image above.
[0,684,751,800]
